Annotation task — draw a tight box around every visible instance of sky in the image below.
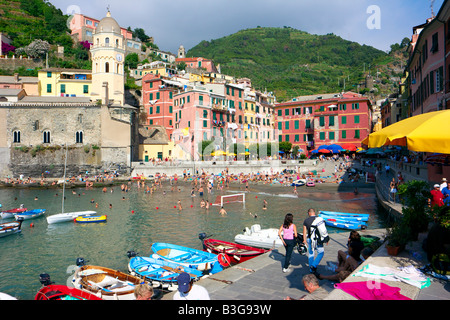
[52,0,445,54]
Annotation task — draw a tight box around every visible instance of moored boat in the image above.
[127,251,204,291]
[319,211,370,222]
[199,233,270,265]
[71,258,145,300]
[234,224,283,249]
[74,215,107,224]
[47,211,97,224]
[15,209,45,221]
[0,217,24,238]
[291,179,306,187]
[321,218,367,230]
[1,206,27,219]
[35,273,102,300]
[151,242,223,273]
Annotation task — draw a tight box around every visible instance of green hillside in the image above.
[187,27,389,102]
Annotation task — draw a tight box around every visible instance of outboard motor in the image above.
[127,250,138,259]
[39,273,53,286]
[198,233,210,250]
[76,257,87,267]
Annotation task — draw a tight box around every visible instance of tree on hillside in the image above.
[16,39,50,59]
[125,53,140,69]
[133,28,151,43]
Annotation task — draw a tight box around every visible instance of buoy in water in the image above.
[131,210,135,214]
[156,207,159,210]
[30,223,34,228]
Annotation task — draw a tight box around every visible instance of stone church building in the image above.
[0,11,138,178]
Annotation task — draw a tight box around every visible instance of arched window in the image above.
[13,130,20,143]
[116,63,120,74]
[116,39,119,47]
[76,131,83,144]
[105,37,110,47]
[105,62,110,73]
[43,131,51,144]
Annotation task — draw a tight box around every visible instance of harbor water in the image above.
[0,181,385,300]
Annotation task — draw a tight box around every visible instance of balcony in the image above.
[212,104,227,112]
[212,120,226,127]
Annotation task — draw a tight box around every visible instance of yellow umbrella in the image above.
[362,110,450,154]
[211,150,226,156]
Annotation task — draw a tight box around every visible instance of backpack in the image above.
[310,216,329,248]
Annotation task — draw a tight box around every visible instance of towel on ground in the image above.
[334,281,411,300]
[352,264,431,289]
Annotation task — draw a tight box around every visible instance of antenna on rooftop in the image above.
[431,0,435,18]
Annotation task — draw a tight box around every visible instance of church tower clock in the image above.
[90,10,126,106]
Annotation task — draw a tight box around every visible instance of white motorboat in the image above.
[234,224,283,249]
[47,211,97,224]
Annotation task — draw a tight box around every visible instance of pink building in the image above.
[175,57,218,73]
[408,17,445,116]
[69,13,141,53]
[275,92,372,154]
[142,73,182,139]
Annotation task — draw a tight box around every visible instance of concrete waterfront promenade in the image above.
[161,159,449,301]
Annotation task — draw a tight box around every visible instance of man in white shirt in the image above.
[440,178,447,192]
[173,272,210,300]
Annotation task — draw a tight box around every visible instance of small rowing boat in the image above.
[47,211,97,224]
[322,219,367,230]
[71,259,145,300]
[0,217,24,238]
[127,251,204,291]
[15,209,45,221]
[199,233,270,265]
[151,242,223,273]
[35,273,102,300]
[234,224,283,249]
[319,211,370,222]
[74,215,107,224]
[291,179,306,187]
[1,206,27,219]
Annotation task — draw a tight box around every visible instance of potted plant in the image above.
[386,222,411,256]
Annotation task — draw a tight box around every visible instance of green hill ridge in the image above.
[187,27,391,102]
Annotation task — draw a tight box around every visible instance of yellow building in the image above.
[243,95,257,148]
[138,125,175,161]
[38,68,92,97]
[142,61,177,78]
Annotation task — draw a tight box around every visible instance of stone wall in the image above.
[0,57,44,71]
[9,145,102,178]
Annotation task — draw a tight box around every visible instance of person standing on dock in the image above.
[279,213,298,273]
[303,209,329,274]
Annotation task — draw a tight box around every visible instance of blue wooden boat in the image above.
[127,251,204,291]
[322,219,367,230]
[15,209,46,221]
[151,242,223,273]
[319,211,370,222]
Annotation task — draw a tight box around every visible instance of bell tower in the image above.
[90,10,126,106]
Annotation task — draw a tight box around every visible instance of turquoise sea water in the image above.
[0,181,384,299]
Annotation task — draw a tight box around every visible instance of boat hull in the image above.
[151,242,221,272]
[202,238,270,264]
[47,211,97,224]
[234,225,283,249]
[72,265,144,300]
[74,215,107,224]
[128,255,203,291]
[35,285,102,300]
[15,209,45,221]
[1,208,27,219]
[319,211,370,222]
[0,221,23,238]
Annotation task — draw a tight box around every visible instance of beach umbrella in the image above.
[340,143,357,152]
[318,148,332,154]
[326,144,344,153]
[362,110,450,154]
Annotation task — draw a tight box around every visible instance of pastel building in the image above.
[175,57,218,73]
[69,13,142,54]
[274,92,372,154]
[408,15,445,116]
[142,73,183,138]
[38,68,92,97]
